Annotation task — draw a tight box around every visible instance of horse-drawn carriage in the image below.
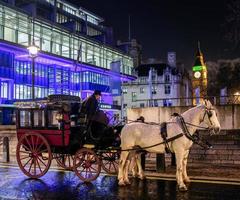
[15,95,121,182]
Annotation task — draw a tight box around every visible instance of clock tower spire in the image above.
[192,42,208,105]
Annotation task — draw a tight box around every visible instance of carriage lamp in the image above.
[28,42,39,100]
[55,113,63,121]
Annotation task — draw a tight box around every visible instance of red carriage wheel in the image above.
[16,133,52,178]
[101,152,120,174]
[55,154,74,171]
[73,148,101,182]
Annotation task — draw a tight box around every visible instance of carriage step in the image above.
[83,144,95,149]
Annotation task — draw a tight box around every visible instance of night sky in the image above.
[69,0,230,68]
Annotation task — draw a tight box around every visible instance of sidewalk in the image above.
[144,163,240,183]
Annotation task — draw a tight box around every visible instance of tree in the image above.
[223,0,240,53]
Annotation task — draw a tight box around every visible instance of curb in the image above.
[144,172,240,185]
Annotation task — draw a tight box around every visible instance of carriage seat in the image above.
[78,113,88,124]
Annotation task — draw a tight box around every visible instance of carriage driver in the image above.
[81,90,102,121]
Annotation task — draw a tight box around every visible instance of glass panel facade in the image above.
[0,4,134,75]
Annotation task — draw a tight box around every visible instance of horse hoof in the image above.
[184,178,191,183]
[178,185,188,192]
[139,175,146,180]
[132,173,138,178]
[124,180,131,185]
[118,181,126,186]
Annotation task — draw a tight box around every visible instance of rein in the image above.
[121,133,184,152]
[127,119,210,130]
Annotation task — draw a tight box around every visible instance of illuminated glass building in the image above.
[0,0,134,114]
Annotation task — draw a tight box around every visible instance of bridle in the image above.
[200,107,219,135]
[201,108,215,126]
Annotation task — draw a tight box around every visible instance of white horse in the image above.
[118,100,221,191]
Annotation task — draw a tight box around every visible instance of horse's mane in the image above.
[181,104,205,119]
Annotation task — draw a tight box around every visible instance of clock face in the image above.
[194,71,201,79]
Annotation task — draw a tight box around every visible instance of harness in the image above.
[122,109,214,152]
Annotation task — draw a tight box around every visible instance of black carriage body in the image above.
[16,95,121,154]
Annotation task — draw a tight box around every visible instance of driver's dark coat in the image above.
[81,95,99,119]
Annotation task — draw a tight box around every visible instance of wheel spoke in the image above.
[28,159,34,173]
[35,136,39,151]
[22,144,31,152]
[88,167,93,176]
[19,150,30,154]
[23,157,32,168]
[34,158,36,175]
[108,162,112,171]
[35,142,44,153]
[24,136,33,152]
[20,155,31,160]
[113,162,117,172]
[37,157,47,167]
[90,166,97,172]
[36,158,43,173]
[37,148,48,155]
[31,135,35,152]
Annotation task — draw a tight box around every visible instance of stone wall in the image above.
[188,130,240,165]
[127,104,240,129]
[144,130,240,168]
[0,125,17,162]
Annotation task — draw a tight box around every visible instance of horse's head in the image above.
[200,100,221,135]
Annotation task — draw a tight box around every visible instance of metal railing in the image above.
[132,95,240,107]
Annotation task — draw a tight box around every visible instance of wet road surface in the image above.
[0,164,240,200]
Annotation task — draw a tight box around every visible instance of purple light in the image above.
[0,41,135,80]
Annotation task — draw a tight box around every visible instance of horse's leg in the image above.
[135,153,145,180]
[175,151,187,191]
[131,155,138,178]
[123,151,136,184]
[118,151,129,186]
[182,150,190,183]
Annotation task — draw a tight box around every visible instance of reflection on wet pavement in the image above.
[0,166,240,200]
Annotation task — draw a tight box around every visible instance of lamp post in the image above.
[28,42,38,100]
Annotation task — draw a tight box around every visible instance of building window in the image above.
[56,13,68,23]
[1,82,8,98]
[132,92,137,102]
[140,103,145,108]
[152,86,157,94]
[113,100,118,105]
[165,85,171,94]
[165,74,170,83]
[87,26,101,36]
[4,27,16,42]
[140,87,144,94]
[163,99,172,107]
[139,77,146,84]
[122,88,127,94]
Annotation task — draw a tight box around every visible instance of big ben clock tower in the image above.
[192,42,207,105]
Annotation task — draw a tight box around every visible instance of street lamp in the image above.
[27,42,39,100]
